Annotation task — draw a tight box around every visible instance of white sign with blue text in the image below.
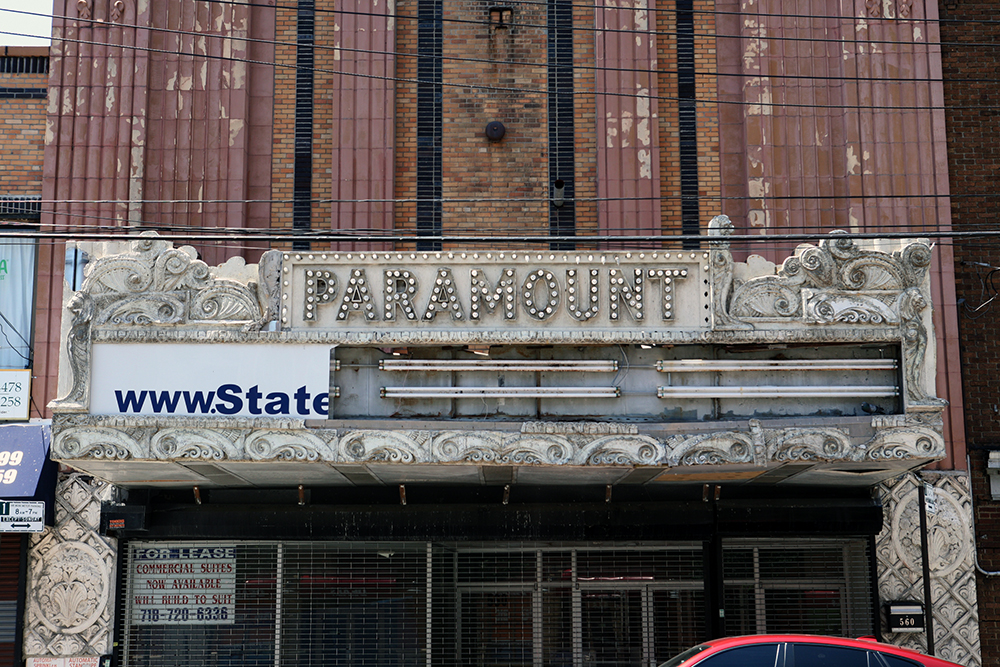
[90,343,332,418]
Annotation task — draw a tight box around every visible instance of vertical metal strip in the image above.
[453,549,461,664]
[13,535,26,667]
[641,587,653,667]
[426,542,433,667]
[869,535,883,642]
[548,0,575,249]
[533,550,543,667]
[676,0,699,243]
[753,547,767,634]
[293,0,316,251]
[571,550,582,667]
[918,482,935,655]
[122,543,133,664]
[416,0,442,250]
[273,543,284,667]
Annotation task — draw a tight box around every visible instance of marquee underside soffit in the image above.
[51,414,941,489]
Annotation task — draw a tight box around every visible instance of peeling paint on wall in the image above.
[847,145,861,175]
[229,119,245,147]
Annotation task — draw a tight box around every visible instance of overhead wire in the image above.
[6,4,999,83]
[21,0,1000,44]
[1,27,988,123]
[3,6,1000,91]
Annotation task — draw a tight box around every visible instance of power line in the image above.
[2,8,996,112]
[7,6,992,88]
[26,4,1000,54]
[7,4,1000,73]
[41,0,1000,36]
[27,190,1000,206]
[18,28,995,114]
[0,225,985,244]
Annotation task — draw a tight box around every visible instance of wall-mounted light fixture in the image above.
[552,179,566,207]
[489,6,513,27]
[486,121,506,141]
[655,359,897,372]
[656,386,897,399]
[381,386,620,399]
[379,359,617,372]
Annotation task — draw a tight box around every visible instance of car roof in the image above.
[700,635,958,666]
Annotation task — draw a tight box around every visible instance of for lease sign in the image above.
[90,343,331,418]
[130,545,237,625]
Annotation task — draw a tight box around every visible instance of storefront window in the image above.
[0,239,35,370]
[122,540,869,667]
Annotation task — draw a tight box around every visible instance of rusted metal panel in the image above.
[719,0,964,465]
[330,0,396,250]
[595,0,662,237]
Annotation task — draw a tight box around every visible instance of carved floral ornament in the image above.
[75,0,130,23]
[50,228,943,418]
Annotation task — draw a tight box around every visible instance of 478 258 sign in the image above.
[0,370,30,420]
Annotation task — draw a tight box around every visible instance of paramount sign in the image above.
[279,250,711,333]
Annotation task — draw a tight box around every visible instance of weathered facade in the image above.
[14,0,980,665]
[22,225,975,666]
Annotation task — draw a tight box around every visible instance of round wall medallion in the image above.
[32,541,110,634]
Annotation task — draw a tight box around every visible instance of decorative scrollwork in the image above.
[668,432,754,466]
[31,541,109,635]
[76,233,264,329]
[729,279,801,318]
[245,430,332,462]
[581,435,665,466]
[803,290,898,324]
[50,234,275,414]
[151,429,239,460]
[339,431,424,463]
[768,428,851,462]
[53,428,138,460]
[729,234,931,323]
[190,283,263,322]
[863,424,945,461]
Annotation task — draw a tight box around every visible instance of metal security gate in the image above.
[120,538,871,667]
[722,539,874,638]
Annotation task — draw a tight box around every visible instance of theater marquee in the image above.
[278,250,709,333]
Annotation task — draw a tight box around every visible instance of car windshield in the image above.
[657,645,710,667]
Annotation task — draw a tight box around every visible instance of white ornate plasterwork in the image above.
[24,473,117,658]
[50,231,946,422]
[713,225,941,411]
[877,473,981,666]
[50,414,946,470]
[50,234,281,413]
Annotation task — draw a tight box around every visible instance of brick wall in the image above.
[271,3,297,243]
[693,0,719,226]
[0,48,47,198]
[943,0,1000,662]
[442,0,549,236]
[0,48,48,419]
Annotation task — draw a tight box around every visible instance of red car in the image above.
[659,634,965,667]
